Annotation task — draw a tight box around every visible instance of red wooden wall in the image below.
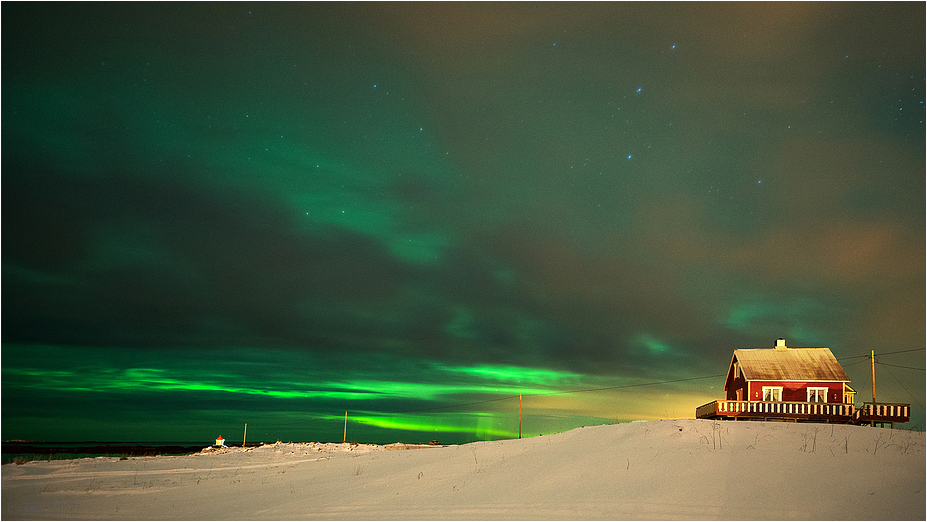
[744,381,843,403]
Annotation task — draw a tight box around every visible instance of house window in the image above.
[733,362,740,379]
[763,386,782,401]
[762,387,783,401]
[807,387,828,403]
[843,387,856,405]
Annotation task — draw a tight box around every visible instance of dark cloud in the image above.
[3,2,923,441]
[3,161,414,349]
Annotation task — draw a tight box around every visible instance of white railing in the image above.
[696,400,855,419]
[855,402,910,420]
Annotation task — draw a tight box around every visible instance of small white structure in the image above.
[215,436,225,447]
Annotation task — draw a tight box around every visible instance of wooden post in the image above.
[518,393,522,439]
[343,411,348,443]
[243,423,247,448]
[870,350,876,427]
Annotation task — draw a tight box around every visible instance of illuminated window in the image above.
[762,387,782,401]
[807,388,828,403]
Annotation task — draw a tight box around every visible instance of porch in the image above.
[854,402,910,428]
[696,400,856,422]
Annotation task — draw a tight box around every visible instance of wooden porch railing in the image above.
[854,402,910,424]
[696,400,855,421]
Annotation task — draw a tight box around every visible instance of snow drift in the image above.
[2,419,923,520]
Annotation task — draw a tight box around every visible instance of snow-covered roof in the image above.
[732,347,850,382]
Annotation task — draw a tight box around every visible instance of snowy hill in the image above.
[3,419,923,520]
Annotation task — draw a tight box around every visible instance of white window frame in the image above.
[762,386,783,402]
[807,387,828,403]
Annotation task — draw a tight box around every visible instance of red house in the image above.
[697,338,909,426]
[725,338,855,405]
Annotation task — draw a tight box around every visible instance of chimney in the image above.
[775,338,787,350]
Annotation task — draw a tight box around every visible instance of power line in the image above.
[880,364,925,412]
[394,394,516,414]
[556,374,726,396]
[390,348,923,416]
[837,347,925,362]
[837,354,871,361]
[872,348,925,357]
[393,373,726,414]
[876,361,926,371]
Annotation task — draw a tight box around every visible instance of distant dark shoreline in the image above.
[1,443,211,462]
[2,441,215,446]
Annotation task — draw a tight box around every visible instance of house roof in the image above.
[732,347,850,382]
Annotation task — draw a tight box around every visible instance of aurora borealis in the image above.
[3,2,924,444]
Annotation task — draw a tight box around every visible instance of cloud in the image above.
[2,2,922,440]
[2,162,416,349]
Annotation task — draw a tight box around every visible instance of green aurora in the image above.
[2,3,924,443]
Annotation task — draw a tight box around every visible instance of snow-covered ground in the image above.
[3,419,923,520]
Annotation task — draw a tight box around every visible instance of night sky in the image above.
[3,2,924,444]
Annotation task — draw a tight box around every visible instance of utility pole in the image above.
[343,411,348,443]
[243,423,247,448]
[870,350,877,428]
[518,393,522,439]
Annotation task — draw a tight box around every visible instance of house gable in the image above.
[723,353,737,392]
